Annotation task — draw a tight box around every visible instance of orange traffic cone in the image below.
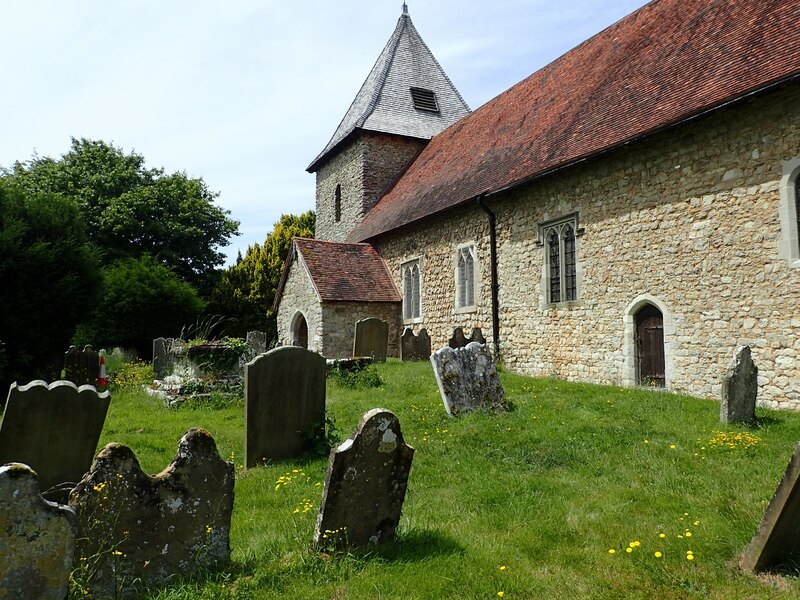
[98,355,108,390]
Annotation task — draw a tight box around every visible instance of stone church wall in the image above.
[321,302,402,359]
[377,84,800,408]
[315,133,424,242]
[276,256,323,353]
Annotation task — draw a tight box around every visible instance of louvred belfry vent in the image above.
[410,87,439,112]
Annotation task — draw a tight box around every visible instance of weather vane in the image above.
[402,2,408,15]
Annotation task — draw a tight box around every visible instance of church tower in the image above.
[308,4,470,242]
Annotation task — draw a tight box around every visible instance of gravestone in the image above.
[69,428,234,598]
[246,330,268,355]
[430,342,507,416]
[0,463,77,600]
[152,337,173,379]
[353,318,389,362]
[401,328,431,361]
[448,327,468,348]
[244,346,326,467]
[740,442,800,572]
[721,345,758,424]
[469,327,486,345]
[0,380,110,500]
[314,409,414,547]
[63,345,99,386]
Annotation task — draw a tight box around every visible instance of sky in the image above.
[1,1,648,265]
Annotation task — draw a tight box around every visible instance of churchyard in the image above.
[5,357,800,598]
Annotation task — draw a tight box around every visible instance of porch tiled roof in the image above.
[349,0,800,242]
[293,238,400,303]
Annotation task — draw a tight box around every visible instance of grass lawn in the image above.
[80,360,800,599]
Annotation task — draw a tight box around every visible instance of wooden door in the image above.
[636,304,665,387]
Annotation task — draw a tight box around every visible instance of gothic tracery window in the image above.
[456,245,476,309]
[540,215,579,304]
[402,259,421,320]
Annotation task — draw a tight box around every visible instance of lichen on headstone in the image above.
[0,462,77,600]
[430,342,507,416]
[721,345,758,424]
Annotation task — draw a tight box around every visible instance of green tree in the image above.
[0,180,101,385]
[75,256,205,356]
[4,138,239,293]
[210,211,315,339]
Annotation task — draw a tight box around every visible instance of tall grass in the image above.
[81,361,800,599]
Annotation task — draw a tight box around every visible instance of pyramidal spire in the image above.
[308,7,470,172]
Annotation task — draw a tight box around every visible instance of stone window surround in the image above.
[401,257,423,324]
[622,294,676,388]
[536,212,584,308]
[778,157,800,268]
[290,310,308,347]
[454,242,479,314]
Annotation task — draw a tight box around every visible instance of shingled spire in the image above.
[308,6,470,172]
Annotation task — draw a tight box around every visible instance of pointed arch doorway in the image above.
[635,304,665,387]
[291,312,308,349]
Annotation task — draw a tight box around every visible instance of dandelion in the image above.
[693,520,700,526]
[644,439,650,444]
[670,444,677,449]
[608,549,616,554]
[685,531,692,537]
[654,551,662,558]
[497,593,504,598]
[499,565,507,571]
[626,547,633,553]
[659,533,666,539]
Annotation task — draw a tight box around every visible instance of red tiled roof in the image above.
[280,238,400,305]
[349,0,800,242]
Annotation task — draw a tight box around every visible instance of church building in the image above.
[274,0,800,409]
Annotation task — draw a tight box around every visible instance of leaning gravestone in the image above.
[244,346,326,468]
[740,442,800,572]
[353,318,389,362]
[0,463,78,600]
[0,380,110,500]
[721,345,758,424]
[69,428,234,599]
[63,345,99,386]
[430,342,507,416]
[314,409,414,548]
[401,328,431,361]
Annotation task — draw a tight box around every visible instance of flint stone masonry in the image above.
[740,442,800,572]
[63,345,99,386]
[0,463,77,600]
[377,85,800,408]
[353,318,390,362]
[0,380,110,499]
[245,347,326,467]
[69,428,234,598]
[314,408,414,547]
[721,345,758,424]
[401,328,431,360]
[431,342,507,416]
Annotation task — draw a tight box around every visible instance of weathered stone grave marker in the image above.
[69,428,234,598]
[64,344,99,386]
[401,328,431,361]
[314,409,414,547]
[353,317,389,362]
[244,346,326,467]
[246,330,268,355]
[0,380,110,500]
[430,342,507,416]
[448,326,486,349]
[740,442,800,572]
[721,345,758,424]
[0,463,77,600]
[152,337,175,379]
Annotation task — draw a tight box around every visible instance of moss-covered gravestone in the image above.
[430,342,507,416]
[69,428,234,599]
[0,463,77,600]
[315,409,414,547]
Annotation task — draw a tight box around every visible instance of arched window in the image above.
[456,245,476,308]
[334,184,341,222]
[779,158,800,265]
[401,260,421,320]
[539,214,579,304]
